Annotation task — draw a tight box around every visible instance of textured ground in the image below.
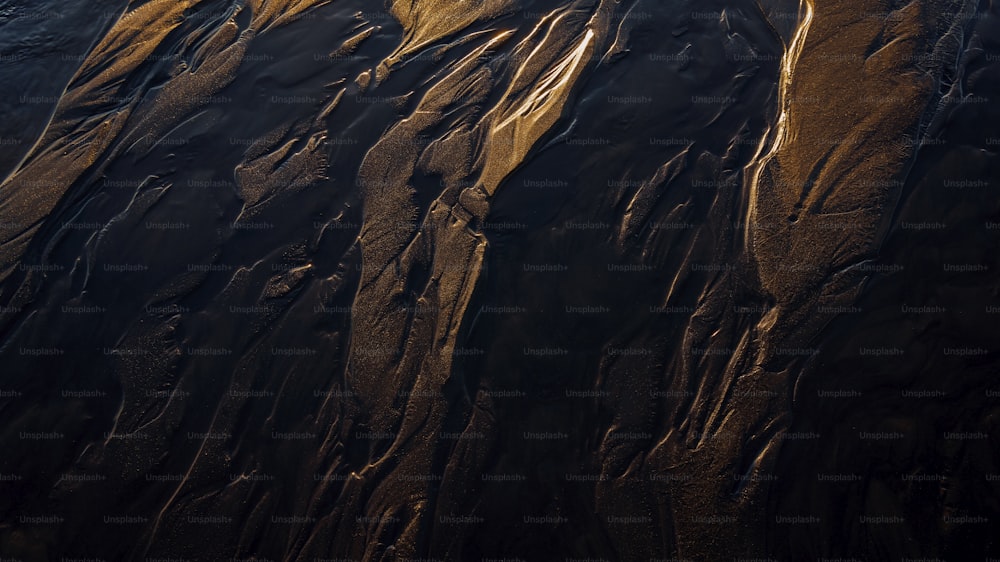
[1,0,999,560]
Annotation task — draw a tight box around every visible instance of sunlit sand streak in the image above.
[478,23,595,197]
[493,29,594,133]
[380,0,515,80]
[690,0,813,450]
[743,0,814,254]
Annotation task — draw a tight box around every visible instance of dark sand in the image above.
[1,0,999,560]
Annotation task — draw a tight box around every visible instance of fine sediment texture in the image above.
[1,0,999,560]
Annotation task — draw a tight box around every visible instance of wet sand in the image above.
[1,0,999,560]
